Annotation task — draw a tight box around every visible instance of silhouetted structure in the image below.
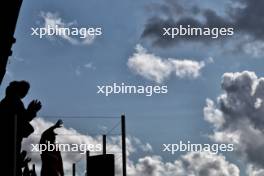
[40,120,64,176]
[85,134,115,176]
[31,164,37,176]
[72,163,76,176]
[20,150,31,176]
[21,156,36,176]
[0,81,41,175]
[0,0,24,85]
[121,114,127,176]
[83,115,127,176]
[86,153,115,176]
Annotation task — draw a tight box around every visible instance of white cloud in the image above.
[204,98,225,129]
[203,71,264,173]
[75,62,95,76]
[127,44,209,83]
[129,152,239,176]
[178,152,239,176]
[169,59,205,79]
[247,165,264,176]
[40,12,95,45]
[132,137,153,152]
[84,62,96,70]
[254,98,262,109]
[22,118,240,176]
[243,41,264,58]
[22,118,152,175]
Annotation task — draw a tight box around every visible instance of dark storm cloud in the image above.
[142,0,264,47]
[230,0,264,39]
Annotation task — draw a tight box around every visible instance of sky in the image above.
[1,0,264,175]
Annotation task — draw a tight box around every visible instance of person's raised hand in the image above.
[28,100,42,112]
[54,119,63,128]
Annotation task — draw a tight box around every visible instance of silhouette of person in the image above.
[0,80,41,176]
[20,150,31,176]
[20,150,36,176]
[40,119,64,176]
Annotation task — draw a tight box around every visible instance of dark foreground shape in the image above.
[87,154,115,176]
[0,0,24,85]
[40,120,64,176]
[0,81,41,175]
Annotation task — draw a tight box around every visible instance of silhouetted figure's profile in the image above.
[40,120,64,176]
[0,80,41,175]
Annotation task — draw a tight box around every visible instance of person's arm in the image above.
[25,100,42,121]
[48,119,63,131]
[40,120,63,144]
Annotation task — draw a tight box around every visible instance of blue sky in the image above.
[2,0,264,175]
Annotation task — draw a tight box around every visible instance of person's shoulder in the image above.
[0,97,16,107]
[0,97,8,104]
[13,98,25,108]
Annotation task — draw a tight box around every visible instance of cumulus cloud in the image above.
[127,44,209,83]
[177,152,239,176]
[129,152,239,176]
[247,165,264,176]
[204,99,225,129]
[22,117,239,176]
[254,98,263,109]
[22,118,150,175]
[203,71,264,173]
[40,12,95,45]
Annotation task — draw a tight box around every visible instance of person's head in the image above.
[6,80,30,98]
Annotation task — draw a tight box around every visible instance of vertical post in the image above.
[14,115,17,176]
[72,163,76,176]
[121,114,127,176]
[86,150,90,176]
[103,134,106,155]
[32,164,36,175]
